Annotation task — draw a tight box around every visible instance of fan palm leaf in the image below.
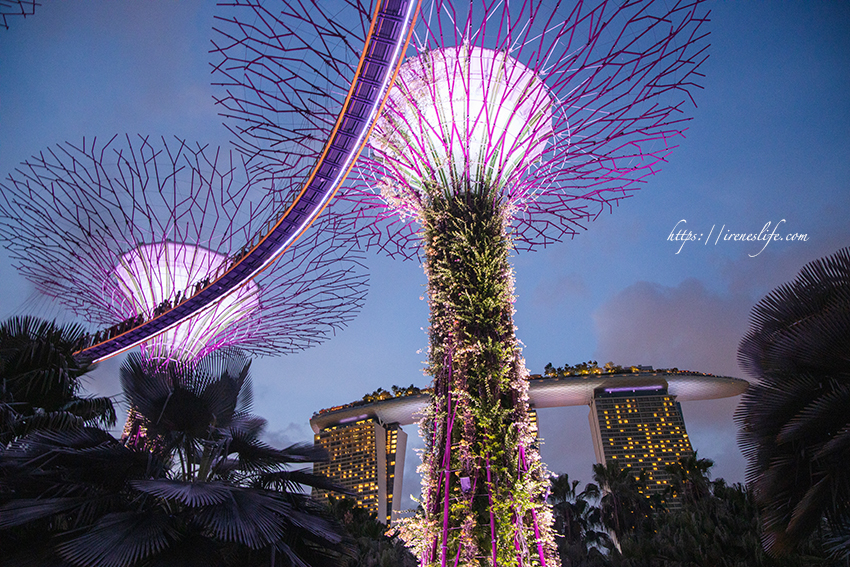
[1,406,84,442]
[0,316,92,409]
[256,468,350,495]
[737,246,850,557]
[130,479,234,507]
[120,350,350,564]
[3,349,350,566]
[194,487,292,549]
[60,396,118,427]
[56,512,177,567]
[0,317,115,440]
[0,427,165,531]
[0,497,90,529]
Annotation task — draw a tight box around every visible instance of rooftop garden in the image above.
[535,361,716,379]
[314,384,431,416]
[315,366,720,415]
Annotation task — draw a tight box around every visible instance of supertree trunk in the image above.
[418,183,556,567]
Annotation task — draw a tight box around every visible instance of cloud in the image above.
[592,278,751,378]
[719,229,850,299]
[590,278,756,482]
[262,422,312,448]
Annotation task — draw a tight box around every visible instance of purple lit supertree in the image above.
[0,135,368,365]
[213,1,708,565]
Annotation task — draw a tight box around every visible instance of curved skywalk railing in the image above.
[78,0,421,362]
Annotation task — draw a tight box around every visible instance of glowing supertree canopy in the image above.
[214,0,709,256]
[0,135,368,364]
[112,242,260,361]
[213,1,708,565]
[372,45,555,204]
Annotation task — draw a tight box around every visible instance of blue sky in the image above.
[1,1,849,507]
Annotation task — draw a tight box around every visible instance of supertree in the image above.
[0,134,369,366]
[212,1,709,565]
[0,0,414,365]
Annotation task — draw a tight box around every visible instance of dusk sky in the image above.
[1,1,848,509]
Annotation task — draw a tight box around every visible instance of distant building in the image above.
[310,370,747,520]
[313,417,407,524]
[589,384,693,498]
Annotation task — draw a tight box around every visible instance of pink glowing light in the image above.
[603,385,665,394]
[0,137,368,364]
[112,242,260,362]
[372,46,554,216]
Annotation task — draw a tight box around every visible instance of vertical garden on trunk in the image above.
[417,183,554,566]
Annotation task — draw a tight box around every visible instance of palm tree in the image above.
[0,349,350,566]
[0,316,115,443]
[549,474,603,545]
[614,475,833,566]
[736,246,850,559]
[548,473,610,566]
[592,462,654,549]
[550,473,584,545]
[665,454,714,506]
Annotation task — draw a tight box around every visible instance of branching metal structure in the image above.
[212,1,709,566]
[1,0,418,362]
[215,0,710,257]
[0,135,369,363]
[0,0,36,30]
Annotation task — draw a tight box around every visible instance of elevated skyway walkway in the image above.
[77,0,421,362]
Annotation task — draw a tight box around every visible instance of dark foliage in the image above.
[614,479,834,567]
[326,497,417,567]
[0,350,350,567]
[736,247,850,558]
[592,462,655,545]
[550,459,838,566]
[664,454,714,507]
[548,474,611,567]
[0,316,116,443]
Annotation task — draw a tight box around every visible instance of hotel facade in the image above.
[310,370,747,522]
